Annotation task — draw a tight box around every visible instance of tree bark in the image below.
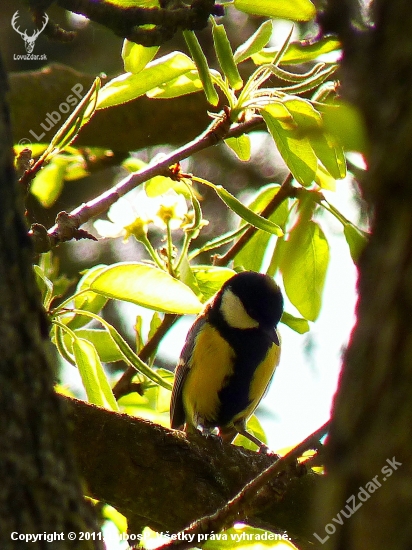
[0,53,102,549]
[62,395,321,550]
[316,1,412,548]
[9,64,211,152]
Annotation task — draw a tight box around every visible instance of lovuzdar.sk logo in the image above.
[11,11,48,54]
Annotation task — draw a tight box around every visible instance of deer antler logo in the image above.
[12,11,48,54]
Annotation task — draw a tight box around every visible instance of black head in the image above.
[222,271,284,329]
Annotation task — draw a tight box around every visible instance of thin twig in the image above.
[153,421,329,550]
[29,115,264,252]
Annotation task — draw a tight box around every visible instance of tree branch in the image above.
[29,114,264,252]
[158,422,329,550]
[53,0,220,46]
[9,64,211,152]
[63,395,325,549]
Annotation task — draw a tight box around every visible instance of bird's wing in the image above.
[170,314,207,430]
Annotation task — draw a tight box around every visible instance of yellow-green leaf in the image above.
[224,135,251,161]
[31,156,68,208]
[90,263,203,314]
[281,311,310,333]
[212,23,243,90]
[122,39,159,74]
[318,101,368,153]
[97,52,195,109]
[234,0,316,21]
[234,20,273,64]
[310,132,347,180]
[252,36,341,65]
[212,184,283,236]
[191,266,235,301]
[280,219,329,321]
[72,337,119,411]
[64,329,123,363]
[146,70,203,99]
[33,265,53,308]
[344,223,368,263]
[39,78,100,162]
[66,265,109,330]
[262,104,317,186]
[183,30,219,106]
[234,185,289,271]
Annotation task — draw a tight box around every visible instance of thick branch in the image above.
[54,0,218,46]
[9,64,211,152]
[63,395,323,549]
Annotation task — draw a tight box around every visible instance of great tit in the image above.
[170,271,283,451]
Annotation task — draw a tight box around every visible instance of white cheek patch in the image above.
[220,289,259,329]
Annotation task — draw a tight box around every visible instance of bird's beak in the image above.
[264,327,280,346]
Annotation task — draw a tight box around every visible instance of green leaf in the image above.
[234,0,316,21]
[191,266,235,301]
[310,132,346,180]
[146,69,203,99]
[281,311,310,333]
[315,162,336,191]
[212,184,284,236]
[65,265,109,330]
[204,524,299,549]
[122,39,159,74]
[90,263,203,314]
[283,96,322,130]
[33,265,53,309]
[234,20,273,64]
[343,223,368,263]
[252,36,341,65]
[234,185,289,272]
[107,0,159,7]
[72,337,119,411]
[262,104,317,186]
[149,311,163,341]
[66,309,172,390]
[318,101,368,153]
[144,175,186,197]
[280,219,329,321]
[62,152,90,181]
[183,30,219,106]
[39,78,100,162]
[280,98,346,182]
[224,135,251,161]
[97,52,195,109]
[64,329,123,363]
[178,255,204,299]
[212,23,243,90]
[31,156,68,207]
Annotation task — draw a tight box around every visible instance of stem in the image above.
[166,220,175,276]
[140,233,165,270]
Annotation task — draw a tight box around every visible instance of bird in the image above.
[170,271,283,451]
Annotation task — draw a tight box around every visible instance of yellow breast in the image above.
[183,323,235,425]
